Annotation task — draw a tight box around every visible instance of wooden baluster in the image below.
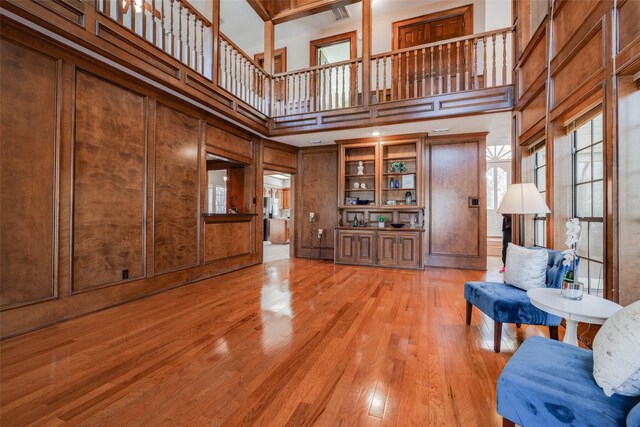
[447,43,451,93]
[492,33,496,87]
[169,0,174,56]
[242,58,247,101]
[327,67,332,110]
[390,55,395,101]
[185,11,190,67]
[151,0,156,45]
[222,42,227,88]
[473,38,478,89]
[130,0,136,33]
[177,3,183,62]
[464,39,469,90]
[161,0,165,51]
[354,62,359,106]
[141,0,147,41]
[430,47,434,95]
[421,48,426,97]
[116,0,123,24]
[483,36,487,88]
[341,64,346,107]
[456,41,460,92]
[298,72,303,113]
[305,72,309,113]
[502,31,507,85]
[193,15,197,70]
[375,58,380,104]
[413,49,418,98]
[200,22,204,73]
[397,53,401,100]
[382,56,387,103]
[233,51,238,95]
[438,45,443,94]
[405,51,409,99]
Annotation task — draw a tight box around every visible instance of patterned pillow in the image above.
[593,301,640,397]
[504,243,548,291]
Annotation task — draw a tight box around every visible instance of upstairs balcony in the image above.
[1,0,515,136]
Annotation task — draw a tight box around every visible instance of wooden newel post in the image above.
[264,20,275,116]
[362,0,372,107]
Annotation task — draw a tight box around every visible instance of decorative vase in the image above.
[389,178,395,189]
[405,191,412,205]
[561,281,584,300]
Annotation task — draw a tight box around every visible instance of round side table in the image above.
[527,288,622,346]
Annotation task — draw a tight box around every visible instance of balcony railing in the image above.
[98,0,212,77]
[218,33,270,115]
[34,0,514,127]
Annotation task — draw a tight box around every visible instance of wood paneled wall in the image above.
[296,146,338,260]
[0,24,269,338]
[0,38,59,309]
[513,0,640,304]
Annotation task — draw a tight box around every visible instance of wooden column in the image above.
[212,0,220,85]
[361,0,371,107]
[264,20,274,115]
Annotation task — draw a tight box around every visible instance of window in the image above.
[486,145,511,210]
[532,144,547,247]
[572,113,604,297]
[215,185,227,214]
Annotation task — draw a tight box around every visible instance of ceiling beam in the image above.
[246,0,272,22]
[246,0,361,25]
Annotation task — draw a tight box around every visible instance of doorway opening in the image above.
[486,144,512,260]
[263,170,293,263]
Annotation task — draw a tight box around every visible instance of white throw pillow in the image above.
[593,300,640,397]
[504,243,548,291]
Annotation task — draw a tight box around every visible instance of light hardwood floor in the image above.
[0,258,557,426]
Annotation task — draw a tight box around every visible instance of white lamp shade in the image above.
[497,183,550,215]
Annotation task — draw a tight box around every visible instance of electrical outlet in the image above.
[122,269,129,280]
[318,228,323,238]
[309,212,315,221]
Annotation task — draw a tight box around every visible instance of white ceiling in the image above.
[272,111,512,147]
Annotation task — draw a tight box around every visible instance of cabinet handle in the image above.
[400,237,404,244]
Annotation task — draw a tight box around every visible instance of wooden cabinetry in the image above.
[335,228,423,269]
[338,134,425,209]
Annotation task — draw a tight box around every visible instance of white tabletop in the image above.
[527,288,622,325]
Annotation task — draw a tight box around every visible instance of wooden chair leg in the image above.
[503,418,516,427]
[549,325,559,341]
[465,301,472,325]
[494,322,502,353]
[515,323,521,328]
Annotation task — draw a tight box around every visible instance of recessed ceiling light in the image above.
[309,140,322,145]
[371,131,381,137]
[431,128,450,133]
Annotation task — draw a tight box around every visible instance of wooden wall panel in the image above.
[154,104,200,274]
[426,136,486,270]
[552,27,604,106]
[296,146,338,259]
[205,222,251,262]
[205,123,253,163]
[519,87,547,136]
[0,40,58,308]
[518,29,547,97]
[553,0,600,53]
[72,72,146,292]
[263,144,296,171]
[618,0,640,52]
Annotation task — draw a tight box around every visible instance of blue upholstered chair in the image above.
[497,336,640,427]
[464,248,570,352]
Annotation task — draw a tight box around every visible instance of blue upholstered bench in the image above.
[464,248,569,352]
[497,336,640,427]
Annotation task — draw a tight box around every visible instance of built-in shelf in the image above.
[383,188,416,191]
[345,158,375,163]
[346,189,375,192]
[345,174,375,177]
[383,155,417,161]
[383,172,416,176]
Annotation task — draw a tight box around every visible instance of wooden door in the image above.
[336,230,357,263]
[397,233,421,269]
[255,48,287,102]
[426,135,486,270]
[393,5,472,97]
[355,231,376,265]
[377,232,398,266]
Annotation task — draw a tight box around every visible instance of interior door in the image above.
[426,137,487,270]
[394,6,471,96]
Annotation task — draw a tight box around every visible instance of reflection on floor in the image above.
[263,241,290,263]
[0,256,553,426]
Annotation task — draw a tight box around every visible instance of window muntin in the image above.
[532,144,546,247]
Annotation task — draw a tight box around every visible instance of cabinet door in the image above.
[377,232,398,266]
[355,232,376,265]
[397,233,421,269]
[336,231,357,263]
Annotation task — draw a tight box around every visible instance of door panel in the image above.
[356,232,376,265]
[398,234,421,269]
[337,232,357,263]
[427,138,486,270]
[377,232,397,266]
